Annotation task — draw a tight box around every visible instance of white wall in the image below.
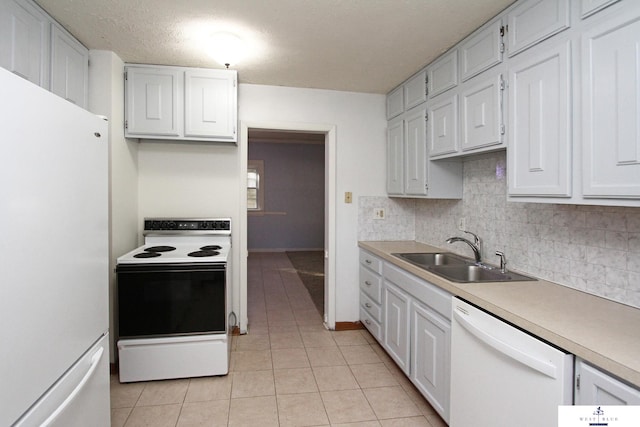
[88,50,139,361]
[136,84,386,323]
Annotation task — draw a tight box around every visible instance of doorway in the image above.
[238,121,337,333]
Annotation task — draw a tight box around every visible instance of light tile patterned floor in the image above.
[110,252,447,427]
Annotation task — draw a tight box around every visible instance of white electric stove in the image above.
[116,218,233,383]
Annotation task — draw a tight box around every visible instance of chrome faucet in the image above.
[446,231,482,263]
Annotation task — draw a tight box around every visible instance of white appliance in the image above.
[116,218,232,382]
[450,297,573,427]
[0,68,110,426]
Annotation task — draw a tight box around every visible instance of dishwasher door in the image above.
[450,297,573,427]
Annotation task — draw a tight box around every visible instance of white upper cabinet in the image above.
[581,11,640,198]
[404,70,428,111]
[386,118,404,195]
[428,93,458,157]
[508,39,571,197]
[126,66,182,137]
[0,0,49,88]
[125,65,238,143]
[460,73,504,152]
[459,20,504,82]
[50,25,88,108]
[386,85,404,120]
[184,70,237,141]
[428,50,458,98]
[580,0,621,18]
[506,0,570,57]
[404,107,428,195]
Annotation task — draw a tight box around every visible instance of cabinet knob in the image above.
[365,259,372,264]
[365,303,372,308]
[364,319,371,325]
[365,281,372,286]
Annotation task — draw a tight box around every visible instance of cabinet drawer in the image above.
[360,291,382,322]
[360,307,382,342]
[359,251,382,274]
[384,262,452,320]
[359,266,382,304]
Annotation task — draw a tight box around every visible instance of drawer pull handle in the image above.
[365,259,372,264]
[365,281,372,286]
[365,319,371,325]
[365,303,372,308]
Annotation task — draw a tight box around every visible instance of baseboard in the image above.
[334,321,364,331]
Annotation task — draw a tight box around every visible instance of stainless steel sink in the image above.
[428,265,536,283]
[392,252,537,283]
[393,252,469,266]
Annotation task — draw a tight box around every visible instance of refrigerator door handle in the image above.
[454,309,557,379]
[41,347,104,427]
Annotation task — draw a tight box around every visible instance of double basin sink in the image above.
[392,252,536,283]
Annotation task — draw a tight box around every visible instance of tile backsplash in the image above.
[359,151,640,309]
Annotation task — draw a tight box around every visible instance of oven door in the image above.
[116,263,226,339]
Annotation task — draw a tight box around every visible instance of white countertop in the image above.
[359,240,640,388]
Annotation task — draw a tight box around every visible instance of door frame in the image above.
[238,120,337,332]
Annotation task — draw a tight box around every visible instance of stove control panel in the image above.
[144,218,231,232]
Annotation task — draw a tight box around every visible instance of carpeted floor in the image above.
[286,251,324,315]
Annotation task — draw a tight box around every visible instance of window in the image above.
[247,160,264,211]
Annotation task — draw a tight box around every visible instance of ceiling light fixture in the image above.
[207,31,246,68]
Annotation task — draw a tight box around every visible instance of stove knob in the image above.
[168,221,176,229]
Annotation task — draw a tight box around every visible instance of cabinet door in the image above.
[582,12,640,198]
[404,70,427,110]
[428,93,458,157]
[460,20,504,82]
[184,70,236,141]
[383,282,410,375]
[126,67,181,137]
[386,85,404,119]
[508,40,571,197]
[411,301,450,423]
[0,0,49,88]
[575,360,640,405]
[507,0,570,57]
[461,74,503,152]
[50,25,88,108]
[428,50,458,98]
[581,0,621,18]
[386,119,404,195]
[404,107,427,196]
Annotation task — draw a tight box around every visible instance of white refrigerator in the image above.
[0,67,110,426]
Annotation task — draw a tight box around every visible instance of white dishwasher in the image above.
[450,297,573,427]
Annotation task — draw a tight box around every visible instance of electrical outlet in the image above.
[345,192,352,203]
[373,208,385,220]
[458,217,466,230]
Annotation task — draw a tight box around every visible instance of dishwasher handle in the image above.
[454,308,557,379]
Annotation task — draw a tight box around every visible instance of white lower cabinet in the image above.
[411,300,450,422]
[575,359,640,405]
[359,251,383,341]
[381,261,452,423]
[383,281,411,375]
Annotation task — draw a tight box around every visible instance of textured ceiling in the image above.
[35,0,515,94]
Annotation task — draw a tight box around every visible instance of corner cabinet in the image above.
[125,64,237,143]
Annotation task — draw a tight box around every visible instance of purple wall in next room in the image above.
[248,141,325,251]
